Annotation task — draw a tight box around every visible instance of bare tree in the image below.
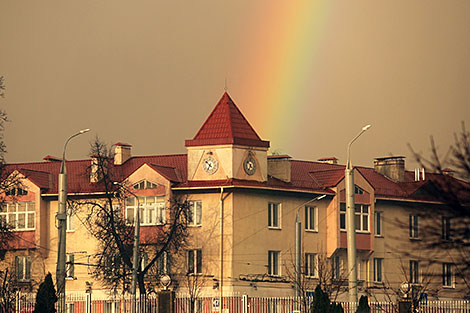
[408,122,470,294]
[71,138,191,296]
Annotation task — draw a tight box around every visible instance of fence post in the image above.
[85,293,91,313]
[242,295,248,313]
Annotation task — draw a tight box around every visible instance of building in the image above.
[1,92,469,301]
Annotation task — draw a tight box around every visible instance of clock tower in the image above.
[185,92,270,182]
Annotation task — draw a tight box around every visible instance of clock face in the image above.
[202,156,218,175]
[243,156,256,175]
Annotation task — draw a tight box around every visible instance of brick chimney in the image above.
[374,156,405,182]
[268,155,291,183]
[114,142,132,165]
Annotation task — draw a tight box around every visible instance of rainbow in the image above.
[235,2,333,153]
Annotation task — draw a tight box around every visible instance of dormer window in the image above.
[6,188,28,196]
[133,180,157,190]
[354,186,364,195]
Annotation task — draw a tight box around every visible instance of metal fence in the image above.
[11,293,470,313]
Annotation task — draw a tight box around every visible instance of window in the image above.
[355,204,369,232]
[409,215,419,239]
[0,202,35,231]
[443,263,454,287]
[157,251,170,274]
[268,250,280,276]
[332,256,340,280]
[188,201,202,226]
[375,211,383,236]
[133,180,157,190]
[125,196,165,226]
[410,260,419,284]
[354,186,364,195]
[373,258,383,283]
[66,253,74,279]
[15,256,31,282]
[6,187,28,196]
[340,203,346,231]
[66,207,74,232]
[442,216,451,241]
[268,203,281,228]
[305,253,317,277]
[187,249,202,274]
[305,206,318,231]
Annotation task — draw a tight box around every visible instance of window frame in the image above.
[409,215,419,239]
[305,253,317,278]
[187,249,202,274]
[442,216,451,241]
[340,203,346,231]
[373,258,383,283]
[15,256,31,282]
[66,206,74,232]
[188,201,202,227]
[332,256,341,280]
[0,202,36,231]
[305,206,318,232]
[443,263,454,288]
[410,260,420,284]
[268,250,280,276]
[125,196,166,226]
[375,211,383,236]
[354,204,370,233]
[268,202,281,229]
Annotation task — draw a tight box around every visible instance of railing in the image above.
[12,293,470,313]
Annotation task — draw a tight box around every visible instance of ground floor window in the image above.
[268,250,280,276]
[373,258,383,283]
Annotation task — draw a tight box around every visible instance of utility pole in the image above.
[56,129,89,313]
[345,124,371,305]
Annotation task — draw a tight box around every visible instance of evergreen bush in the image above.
[355,295,371,313]
[33,273,57,313]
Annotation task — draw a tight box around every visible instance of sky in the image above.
[1,1,469,170]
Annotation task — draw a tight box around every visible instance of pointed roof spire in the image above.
[185,92,270,148]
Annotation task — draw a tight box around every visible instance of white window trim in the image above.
[0,202,36,231]
[188,201,202,227]
[373,257,383,283]
[268,202,282,229]
[125,196,166,226]
[305,206,318,232]
[355,204,370,233]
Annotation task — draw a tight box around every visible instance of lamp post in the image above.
[295,194,326,298]
[113,182,140,313]
[345,124,371,304]
[56,128,90,313]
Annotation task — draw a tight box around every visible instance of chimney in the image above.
[374,156,405,182]
[268,155,291,183]
[43,155,62,162]
[414,168,426,181]
[114,142,132,165]
[317,157,338,165]
[442,168,454,177]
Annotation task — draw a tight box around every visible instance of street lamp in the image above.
[113,182,140,313]
[345,124,371,304]
[295,194,326,298]
[57,128,90,313]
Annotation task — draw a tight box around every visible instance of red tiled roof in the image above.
[185,92,270,148]
[5,153,468,204]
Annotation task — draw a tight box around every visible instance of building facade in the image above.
[1,93,469,301]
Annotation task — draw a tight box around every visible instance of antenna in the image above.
[224,78,228,92]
